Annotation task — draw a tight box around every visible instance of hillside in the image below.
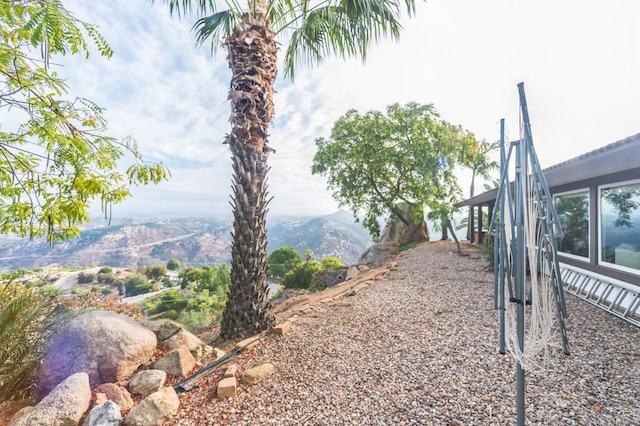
[0,211,372,271]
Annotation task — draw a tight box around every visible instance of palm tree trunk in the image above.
[219,13,277,339]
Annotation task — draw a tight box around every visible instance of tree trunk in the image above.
[219,14,277,339]
[447,218,462,253]
[440,215,449,240]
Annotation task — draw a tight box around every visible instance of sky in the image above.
[58,0,640,219]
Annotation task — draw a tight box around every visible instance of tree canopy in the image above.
[1,1,169,244]
[312,102,479,239]
[267,247,303,281]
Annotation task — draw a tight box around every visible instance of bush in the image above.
[97,272,115,284]
[321,256,346,270]
[156,290,187,313]
[124,274,154,297]
[98,266,112,274]
[77,272,95,284]
[0,282,68,402]
[90,285,101,293]
[101,286,112,297]
[282,261,323,289]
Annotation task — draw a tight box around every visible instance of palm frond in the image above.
[283,0,417,79]
[193,9,241,53]
[149,0,218,18]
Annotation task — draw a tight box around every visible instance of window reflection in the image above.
[600,182,640,272]
[555,191,589,258]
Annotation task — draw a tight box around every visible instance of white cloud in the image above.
[56,0,640,219]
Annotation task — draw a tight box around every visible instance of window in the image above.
[555,190,590,259]
[600,181,640,273]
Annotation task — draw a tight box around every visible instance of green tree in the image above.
[267,247,303,281]
[166,259,181,271]
[312,102,476,240]
[178,267,201,290]
[154,0,418,338]
[142,265,167,282]
[0,1,169,244]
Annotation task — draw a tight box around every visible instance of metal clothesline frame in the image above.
[488,82,570,426]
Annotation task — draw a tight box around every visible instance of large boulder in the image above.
[378,201,429,245]
[11,372,91,426]
[38,311,157,397]
[359,242,399,267]
[360,202,429,266]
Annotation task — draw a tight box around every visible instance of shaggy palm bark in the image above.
[219,13,277,339]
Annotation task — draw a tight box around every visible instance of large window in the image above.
[600,181,640,273]
[555,190,590,259]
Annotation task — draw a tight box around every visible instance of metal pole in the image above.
[515,81,532,426]
[513,137,526,426]
[498,118,506,355]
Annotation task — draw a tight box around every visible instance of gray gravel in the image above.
[172,242,640,425]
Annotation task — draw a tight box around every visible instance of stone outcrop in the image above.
[359,202,429,267]
[11,372,91,426]
[359,243,399,267]
[378,201,429,245]
[38,311,157,396]
[124,387,180,426]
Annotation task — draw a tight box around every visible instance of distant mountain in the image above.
[0,211,372,271]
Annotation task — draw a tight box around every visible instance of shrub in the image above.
[39,285,62,297]
[98,266,112,274]
[124,274,154,297]
[282,261,323,289]
[156,290,187,313]
[0,282,68,402]
[77,272,95,284]
[97,272,115,284]
[101,286,112,297]
[90,285,101,293]
[321,256,346,270]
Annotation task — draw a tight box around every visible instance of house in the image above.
[458,132,640,325]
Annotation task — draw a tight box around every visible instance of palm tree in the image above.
[463,139,499,241]
[154,0,418,339]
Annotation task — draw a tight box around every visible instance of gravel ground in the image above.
[169,241,640,425]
